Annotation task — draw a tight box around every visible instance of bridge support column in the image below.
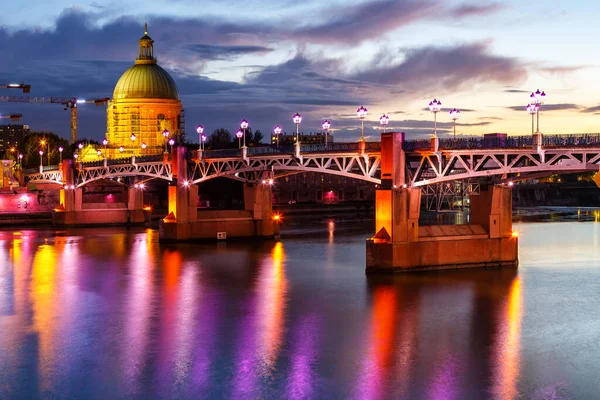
[243,182,280,238]
[366,133,518,273]
[126,185,146,224]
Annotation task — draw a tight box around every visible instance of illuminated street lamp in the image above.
[292,113,302,143]
[58,146,64,163]
[168,138,175,153]
[236,130,243,148]
[200,133,207,151]
[240,119,249,148]
[18,153,23,167]
[273,125,282,148]
[119,146,124,154]
[130,134,136,157]
[162,129,170,152]
[322,120,331,146]
[196,124,204,150]
[96,149,102,157]
[529,89,546,133]
[41,139,50,166]
[39,150,44,168]
[356,106,368,141]
[379,114,389,133]
[526,103,538,135]
[102,138,108,157]
[141,142,147,156]
[449,108,460,141]
[429,99,441,137]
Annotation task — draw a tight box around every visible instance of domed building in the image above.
[105,25,183,158]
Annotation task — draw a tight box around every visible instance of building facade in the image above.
[0,124,29,153]
[273,172,375,204]
[104,25,182,159]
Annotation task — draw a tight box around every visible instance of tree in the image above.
[207,128,235,149]
[21,131,72,169]
[252,129,264,145]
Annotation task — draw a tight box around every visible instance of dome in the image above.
[113,63,179,101]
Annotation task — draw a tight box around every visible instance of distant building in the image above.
[0,124,29,152]
[271,132,333,146]
[273,172,375,204]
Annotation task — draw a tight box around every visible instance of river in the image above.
[1,215,600,399]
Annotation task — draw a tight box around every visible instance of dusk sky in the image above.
[0,0,598,142]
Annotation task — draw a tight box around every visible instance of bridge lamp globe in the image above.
[379,114,389,133]
[73,153,78,160]
[196,125,204,150]
[236,130,244,148]
[18,153,23,165]
[78,143,83,150]
[58,146,64,163]
[97,149,102,156]
[356,106,368,141]
[168,139,175,154]
[321,120,331,145]
[201,134,207,151]
[273,125,282,147]
[428,99,441,137]
[119,146,124,153]
[292,113,302,143]
[39,150,44,167]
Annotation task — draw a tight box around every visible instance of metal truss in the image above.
[190,152,382,184]
[421,180,481,212]
[26,170,64,186]
[76,161,172,187]
[407,148,600,186]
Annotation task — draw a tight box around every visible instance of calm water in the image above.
[1,219,600,399]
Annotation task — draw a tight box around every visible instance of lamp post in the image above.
[169,138,175,154]
[102,139,108,158]
[96,149,102,158]
[273,125,282,148]
[141,142,147,156]
[428,99,441,137]
[196,125,204,151]
[119,146,124,155]
[162,129,170,153]
[236,130,243,148]
[526,103,537,135]
[130,134,136,157]
[39,150,44,169]
[529,89,546,133]
[292,113,302,143]
[240,119,249,148]
[322,120,331,146]
[200,134,207,151]
[58,146,64,163]
[18,153,23,167]
[449,108,460,141]
[356,106,368,141]
[41,139,50,165]
[379,114,389,133]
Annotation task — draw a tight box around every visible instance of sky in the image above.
[0,0,599,143]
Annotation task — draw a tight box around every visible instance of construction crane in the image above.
[0,83,30,93]
[0,96,110,143]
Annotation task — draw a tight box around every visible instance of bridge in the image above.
[22,132,600,272]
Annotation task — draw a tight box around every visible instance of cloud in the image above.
[506,103,580,112]
[538,66,587,75]
[185,44,273,61]
[580,105,600,113]
[451,3,505,17]
[352,43,527,91]
[503,88,529,93]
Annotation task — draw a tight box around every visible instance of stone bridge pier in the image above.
[52,159,146,226]
[159,147,280,242]
[366,132,518,273]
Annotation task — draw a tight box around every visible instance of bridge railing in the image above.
[202,142,381,158]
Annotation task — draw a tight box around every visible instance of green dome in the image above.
[113,63,179,101]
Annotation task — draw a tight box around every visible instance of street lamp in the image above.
[196,125,204,151]
[168,138,175,153]
[141,142,147,156]
[39,150,44,168]
[119,146,124,154]
[322,120,331,146]
[18,153,23,167]
[526,103,537,135]
[162,129,170,153]
[357,106,368,141]
[379,114,389,133]
[130,134,136,157]
[529,89,546,133]
[102,139,108,158]
[201,134,207,151]
[236,130,243,148]
[429,99,441,137]
[96,149,102,157]
[273,125,282,148]
[58,146,64,163]
[292,113,302,143]
[41,139,50,165]
[449,108,460,141]
[240,119,249,148]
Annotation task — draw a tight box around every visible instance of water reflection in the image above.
[2,223,598,398]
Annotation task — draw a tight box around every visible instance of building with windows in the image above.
[0,124,29,153]
[271,132,333,146]
[103,24,183,159]
[273,172,375,204]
